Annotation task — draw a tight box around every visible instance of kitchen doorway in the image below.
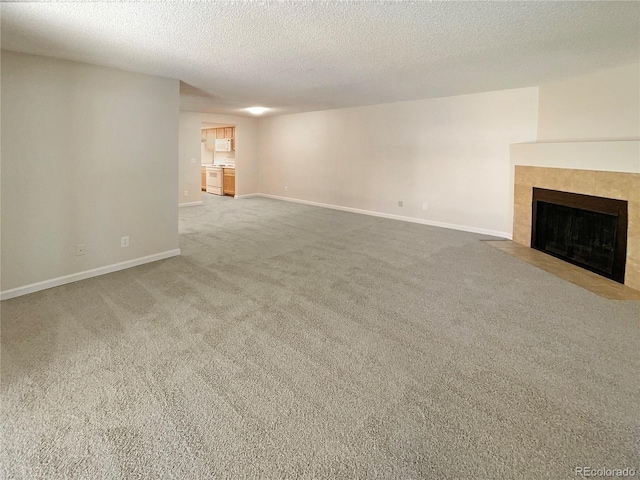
[201,122,236,198]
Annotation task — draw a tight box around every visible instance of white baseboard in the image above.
[179,201,203,207]
[258,194,511,239]
[234,194,260,199]
[0,249,181,301]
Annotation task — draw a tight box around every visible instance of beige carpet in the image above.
[2,194,639,479]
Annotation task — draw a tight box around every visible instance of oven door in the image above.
[206,167,223,194]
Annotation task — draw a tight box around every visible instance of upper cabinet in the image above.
[205,129,216,151]
[205,127,235,151]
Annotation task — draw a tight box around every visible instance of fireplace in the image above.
[531,188,628,283]
[511,163,639,292]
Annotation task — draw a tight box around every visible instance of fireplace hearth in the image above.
[531,188,628,283]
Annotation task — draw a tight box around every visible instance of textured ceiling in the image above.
[1,2,639,116]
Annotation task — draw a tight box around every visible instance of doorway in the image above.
[201,122,236,198]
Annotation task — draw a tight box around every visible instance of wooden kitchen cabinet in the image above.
[223,168,235,197]
[201,166,207,191]
[206,127,235,151]
[205,129,216,151]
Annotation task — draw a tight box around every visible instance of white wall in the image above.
[179,112,259,201]
[1,51,180,294]
[537,63,640,142]
[258,87,539,237]
[179,111,203,204]
[512,63,640,174]
[511,141,640,174]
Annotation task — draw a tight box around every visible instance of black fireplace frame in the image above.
[531,188,628,283]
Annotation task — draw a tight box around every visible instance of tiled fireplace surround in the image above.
[512,166,640,291]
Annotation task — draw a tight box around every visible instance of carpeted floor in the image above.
[2,194,639,479]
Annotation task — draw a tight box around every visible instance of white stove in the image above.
[205,165,222,195]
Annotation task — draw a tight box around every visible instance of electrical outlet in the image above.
[121,236,129,248]
[76,244,86,256]
[183,190,188,197]
[284,186,288,192]
[398,200,403,207]
[190,158,197,164]
[422,203,429,211]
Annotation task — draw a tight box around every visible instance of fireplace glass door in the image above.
[531,188,627,283]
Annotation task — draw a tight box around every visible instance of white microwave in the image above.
[215,139,232,151]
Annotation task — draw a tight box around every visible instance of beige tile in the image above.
[537,168,568,191]
[628,201,640,225]
[512,222,531,246]
[485,241,640,300]
[627,234,640,255]
[565,170,596,195]
[626,202,640,264]
[520,169,638,200]
[515,166,536,185]
[628,176,640,203]
[594,284,640,301]
[627,250,640,268]
[593,172,632,200]
[514,184,532,206]
[513,165,531,185]
[627,255,640,275]
[625,268,640,293]
[513,202,532,228]
[624,256,640,290]
[554,269,583,282]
